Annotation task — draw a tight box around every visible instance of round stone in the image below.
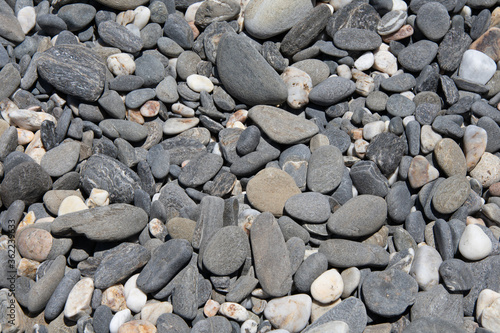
[16,227,53,262]
[434,138,467,177]
[246,168,301,217]
[416,2,450,41]
[432,175,471,214]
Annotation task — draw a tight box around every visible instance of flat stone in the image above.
[416,2,450,41]
[0,11,25,43]
[51,203,148,242]
[246,168,301,217]
[57,4,96,31]
[93,0,149,10]
[0,161,52,208]
[178,153,223,188]
[398,40,438,72]
[217,33,287,106]
[94,243,150,289]
[40,141,80,177]
[136,239,193,293]
[250,212,293,297]
[402,317,466,333]
[203,226,250,276]
[366,132,406,175]
[45,269,81,321]
[350,161,389,197]
[432,175,471,214]
[362,269,418,317]
[284,192,331,223]
[164,13,193,49]
[470,27,500,62]
[327,195,387,238]
[334,28,382,51]
[464,125,487,171]
[319,239,389,268]
[37,45,106,102]
[244,0,313,39]
[0,64,21,102]
[408,155,439,188]
[98,20,143,53]
[64,277,94,321]
[248,105,319,145]
[309,76,356,106]
[410,284,464,325]
[80,154,142,203]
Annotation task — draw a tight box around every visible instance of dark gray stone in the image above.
[319,239,389,268]
[309,76,356,106]
[333,28,382,51]
[386,181,412,223]
[386,94,416,117]
[57,3,96,31]
[44,269,81,321]
[285,192,331,223]
[416,2,450,41]
[94,243,150,289]
[178,153,223,188]
[236,125,260,156]
[125,88,156,109]
[27,255,66,313]
[135,53,165,87]
[477,116,500,153]
[37,45,106,102]
[362,269,419,317]
[164,13,193,49]
[366,132,406,175]
[306,145,344,194]
[217,33,287,106]
[381,73,416,92]
[98,20,143,53]
[439,258,473,292]
[398,40,439,72]
[203,226,250,275]
[350,161,389,197]
[137,238,193,293]
[92,305,113,333]
[98,90,126,119]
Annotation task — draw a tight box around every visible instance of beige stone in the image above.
[140,301,173,325]
[17,258,40,279]
[16,227,53,261]
[117,320,157,333]
[102,285,127,312]
[204,299,220,317]
[408,155,439,188]
[310,269,344,304]
[64,277,94,321]
[470,152,500,187]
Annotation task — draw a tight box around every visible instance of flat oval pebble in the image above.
[432,175,471,214]
[248,105,318,145]
[284,192,331,223]
[40,141,80,177]
[309,76,356,106]
[327,195,387,238]
[333,28,382,51]
[247,168,301,217]
[434,138,467,177]
[398,40,438,72]
[178,152,223,188]
[186,74,214,93]
[163,118,200,135]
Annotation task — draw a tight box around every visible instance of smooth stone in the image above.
[306,145,344,194]
[109,309,132,333]
[244,0,313,39]
[328,195,387,238]
[294,252,329,294]
[57,4,96,31]
[218,302,248,322]
[51,203,148,241]
[107,53,136,77]
[45,269,81,321]
[459,224,492,261]
[178,152,223,187]
[377,10,407,35]
[163,13,193,49]
[362,269,418,317]
[0,11,25,43]
[402,317,466,333]
[340,267,361,298]
[333,28,382,51]
[203,226,250,276]
[386,94,415,117]
[94,0,149,10]
[409,245,443,291]
[94,243,150,289]
[264,294,312,333]
[64,277,94,321]
[432,175,470,214]
[292,59,331,87]
[156,313,190,333]
[416,2,450,41]
[319,239,389,268]
[250,212,293,297]
[408,155,439,188]
[17,6,36,34]
[470,152,500,187]
[39,141,80,177]
[136,239,193,293]
[459,50,496,85]
[248,105,318,145]
[410,284,464,326]
[281,66,313,109]
[439,259,474,292]
[398,40,438,72]
[284,192,330,223]
[37,45,105,102]
[58,196,88,216]
[186,74,214,93]
[310,269,344,304]
[381,73,416,92]
[0,161,52,207]
[217,33,287,106]
[98,20,143,53]
[101,285,127,312]
[303,297,367,333]
[477,289,500,332]
[163,118,200,135]
[349,161,389,197]
[464,125,487,171]
[135,53,164,87]
[309,76,356,106]
[0,64,21,102]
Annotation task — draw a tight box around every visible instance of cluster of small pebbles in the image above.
[2,0,500,332]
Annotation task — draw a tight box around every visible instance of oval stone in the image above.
[37,45,106,102]
[306,145,344,194]
[178,153,223,188]
[327,195,387,238]
[333,28,382,51]
[203,226,250,276]
[216,33,287,106]
[246,168,301,217]
[284,192,331,223]
[432,175,471,214]
[40,141,80,177]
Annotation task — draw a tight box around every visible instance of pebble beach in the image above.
[1,0,500,332]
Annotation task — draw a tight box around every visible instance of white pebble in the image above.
[185,2,204,22]
[336,64,352,79]
[172,103,195,117]
[116,10,135,26]
[264,294,312,332]
[373,50,398,75]
[241,319,258,333]
[163,118,200,135]
[219,302,249,322]
[17,128,34,145]
[409,245,442,291]
[9,109,57,131]
[363,121,386,140]
[204,299,220,317]
[464,125,487,171]
[310,269,344,304]
[186,74,214,93]
[86,188,110,208]
[307,321,349,333]
[126,287,147,313]
[459,224,492,261]
[480,293,500,332]
[64,277,94,321]
[470,152,500,187]
[17,6,36,34]
[107,53,135,76]
[459,50,497,85]
[58,196,88,216]
[477,289,500,320]
[354,52,374,71]
[392,0,408,11]
[420,124,442,154]
[133,6,150,30]
[281,66,313,109]
[109,309,132,333]
[329,0,352,10]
